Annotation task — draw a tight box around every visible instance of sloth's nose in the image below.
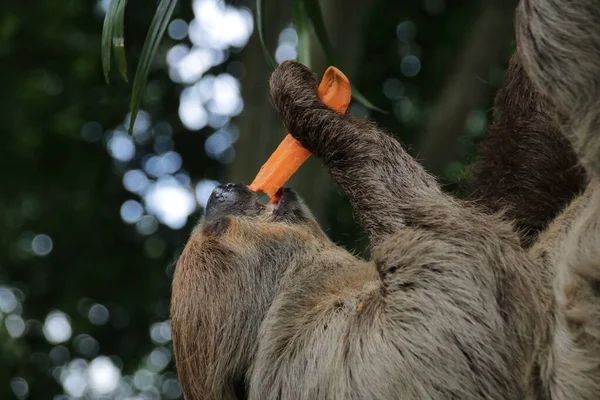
[205,183,258,220]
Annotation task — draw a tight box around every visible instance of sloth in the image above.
[170,1,600,399]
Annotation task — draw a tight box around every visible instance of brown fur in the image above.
[464,52,586,247]
[171,1,600,398]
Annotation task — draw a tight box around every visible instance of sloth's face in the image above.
[199,183,331,251]
[202,183,324,237]
[175,184,336,294]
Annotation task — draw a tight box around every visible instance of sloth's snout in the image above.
[204,183,308,223]
[205,183,259,220]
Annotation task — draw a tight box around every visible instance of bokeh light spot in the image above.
[195,180,220,209]
[144,178,196,229]
[423,0,446,15]
[137,215,159,236]
[191,0,253,50]
[179,87,209,131]
[206,74,243,116]
[10,378,29,400]
[32,234,53,256]
[43,311,72,344]
[125,110,151,136]
[123,169,150,194]
[466,110,487,136]
[74,334,100,358]
[88,304,110,326]
[88,356,121,395]
[167,43,190,69]
[382,78,404,100]
[162,378,182,399]
[401,55,421,77]
[275,43,297,63]
[168,19,189,40]
[49,345,70,366]
[133,369,155,391]
[0,287,18,313]
[81,121,103,143]
[150,320,172,344]
[107,132,135,162]
[148,347,171,372]
[5,315,25,338]
[396,21,417,42]
[120,200,144,224]
[143,151,183,178]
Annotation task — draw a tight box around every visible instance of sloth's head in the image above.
[203,183,327,242]
[170,183,351,398]
[185,183,335,272]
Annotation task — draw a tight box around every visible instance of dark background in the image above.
[0,0,517,398]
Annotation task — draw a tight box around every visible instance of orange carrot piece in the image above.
[317,66,352,114]
[249,66,351,203]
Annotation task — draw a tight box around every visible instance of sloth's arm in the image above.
[269,61,465,247]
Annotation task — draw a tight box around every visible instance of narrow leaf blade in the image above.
[101,0,122,84]
[256,0,277,70]
[351,85,387,113]
[113,0,128,83]
[113,40,129,83]
[301,0,338,64]
[292,0,311,69]
[302,0,385,113]
[129,0,178,133]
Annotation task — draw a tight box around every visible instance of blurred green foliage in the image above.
[0,0,515,398]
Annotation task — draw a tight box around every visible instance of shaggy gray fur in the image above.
[170,1,600,398]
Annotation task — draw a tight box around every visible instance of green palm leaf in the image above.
[101,0,127,84]
[256,0,277,71]
[113,0,128,83]
[300,0,336,64]
[292,0,311,69]
[128,0,178,133]
[302,0,384,113]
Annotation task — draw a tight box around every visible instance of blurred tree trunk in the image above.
[227,0,373,223]
[417,1,515,177]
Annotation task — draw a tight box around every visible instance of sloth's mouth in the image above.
[256,187,293,214]
[254,187,307,223]
[256,187,291,214]
[256,191,275,212]
[262,202,276,213]
[205,183,305,222]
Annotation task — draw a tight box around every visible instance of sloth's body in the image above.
[171,1,600,399]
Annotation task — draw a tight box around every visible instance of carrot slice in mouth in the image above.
[248,66,352,203]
